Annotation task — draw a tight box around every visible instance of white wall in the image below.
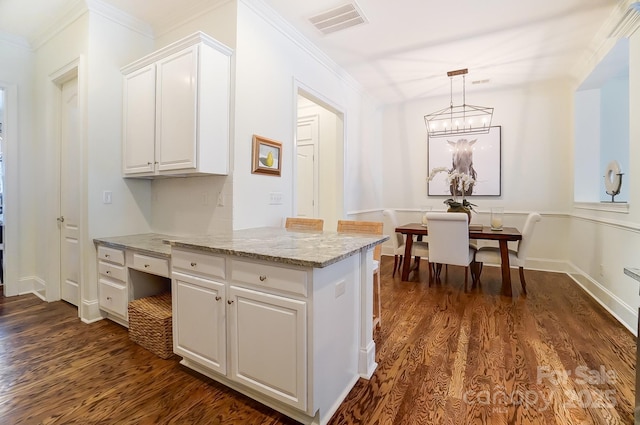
[380,79,573,263]
[149,0,237,236]
[574,89,601,201]
[232,1,382,230]
[32,7,156,318]
[0,36,34,296]
[568,26,640,333]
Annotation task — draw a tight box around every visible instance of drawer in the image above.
[131,253,169,277]
[172,249,225,279]
[99,279,128,318]
[231,259,307,297]
[98,261,126,282]
[97,246,125,265]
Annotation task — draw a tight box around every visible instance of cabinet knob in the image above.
[144,264,150,268]
[190,262,197,267]
[106,296,112,301]
[227,300,234,305]
[105,254,110,258]
[215,296,221,301]
[147,162,153,165]
[105,270,110,274]
[259,275,267,282]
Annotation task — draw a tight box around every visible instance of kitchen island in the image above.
[94,227,387,425]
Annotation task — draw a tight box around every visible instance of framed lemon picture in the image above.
[252,134,282,176]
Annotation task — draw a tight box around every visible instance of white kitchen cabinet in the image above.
[173,271,226,374]
[228,285,307,411]
[97,246,128,321]
[122,32,232,177]
[94,241,171,327]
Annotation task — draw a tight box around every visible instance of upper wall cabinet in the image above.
[122,32,233,178]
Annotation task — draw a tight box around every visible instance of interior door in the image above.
[60,78,80,306]
[296,115,319,218]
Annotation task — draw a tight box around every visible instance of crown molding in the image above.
[571,1,640,86]
[85,0,153,39]
[30,0,88,51]
[30,0,154,51]
[240,0,372,103]
[153,0,233,39]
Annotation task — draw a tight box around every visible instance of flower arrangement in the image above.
[427,167,477,212]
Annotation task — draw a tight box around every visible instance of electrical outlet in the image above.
[103,191,112,204]
[269,192,283,205]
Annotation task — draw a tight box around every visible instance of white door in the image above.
[296,115,319,217]
[173,272,227,374]
[122,64,156,175]
[60,78,80,306]
[156,46,198,172]
[228,285,307,411]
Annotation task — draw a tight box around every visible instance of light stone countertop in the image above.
[168,227,389,268]
[94,228,389,268]
[93,233,173,258]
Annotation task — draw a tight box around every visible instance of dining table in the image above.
[395,223,522,296]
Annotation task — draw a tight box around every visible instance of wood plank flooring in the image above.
[0,259,635,424]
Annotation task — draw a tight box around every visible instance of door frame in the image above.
[48,57,86,311]
[293,79,346,225]
[0,83,18,296]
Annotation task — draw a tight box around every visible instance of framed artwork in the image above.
[252,135,282,176]
[427,126,501,196]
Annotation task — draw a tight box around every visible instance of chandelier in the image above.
[424,68,493,138]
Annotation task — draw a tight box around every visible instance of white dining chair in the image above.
[474,212,542,294]
[425,212,476,289]
[382,209,429,277]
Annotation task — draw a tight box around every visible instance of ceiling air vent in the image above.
[309,2,368,35]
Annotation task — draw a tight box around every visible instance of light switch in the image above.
[103,191,112,204]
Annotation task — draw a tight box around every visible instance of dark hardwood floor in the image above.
[0,259,635,424]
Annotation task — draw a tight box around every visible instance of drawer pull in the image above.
[144,264,150,268]
[105,270,110,274]
[106,296,112,301]
[215,296,221,301]
[190,262,197,267]
[227,300,234,305]
[259,275,267,281]
[105,254,110,258]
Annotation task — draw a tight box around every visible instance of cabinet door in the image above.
[156,46,198,172]
[228,285,307,411]
[123,64,156,175]
[173,271,226,374]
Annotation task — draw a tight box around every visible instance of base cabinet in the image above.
[171,247,364,425]
[173,271,226,374]
[228,285,307,411]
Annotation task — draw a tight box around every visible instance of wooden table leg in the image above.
[499,239,512,296]
[401,234,413,281]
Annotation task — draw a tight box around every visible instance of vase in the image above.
[447,205,472,223]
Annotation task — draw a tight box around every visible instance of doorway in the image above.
[295,91,345,231]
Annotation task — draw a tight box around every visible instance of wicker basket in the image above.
[128,292,174,359]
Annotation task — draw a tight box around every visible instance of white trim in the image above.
[0,83,19,297]
[567,263,637,335]
[86,0,154,39]
[154,0,234,39]
[30,0,88,51]
[572,211,640,233]
[80,298,104,323]
[574,201,629,214]
[243,0,368,100]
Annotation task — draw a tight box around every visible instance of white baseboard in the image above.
[17,276,46,299]
[566,263,637,336]
[81,299,104,323]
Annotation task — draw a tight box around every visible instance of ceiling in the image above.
[0,0,622,103]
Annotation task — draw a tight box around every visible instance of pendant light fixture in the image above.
[424,68,493,138]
